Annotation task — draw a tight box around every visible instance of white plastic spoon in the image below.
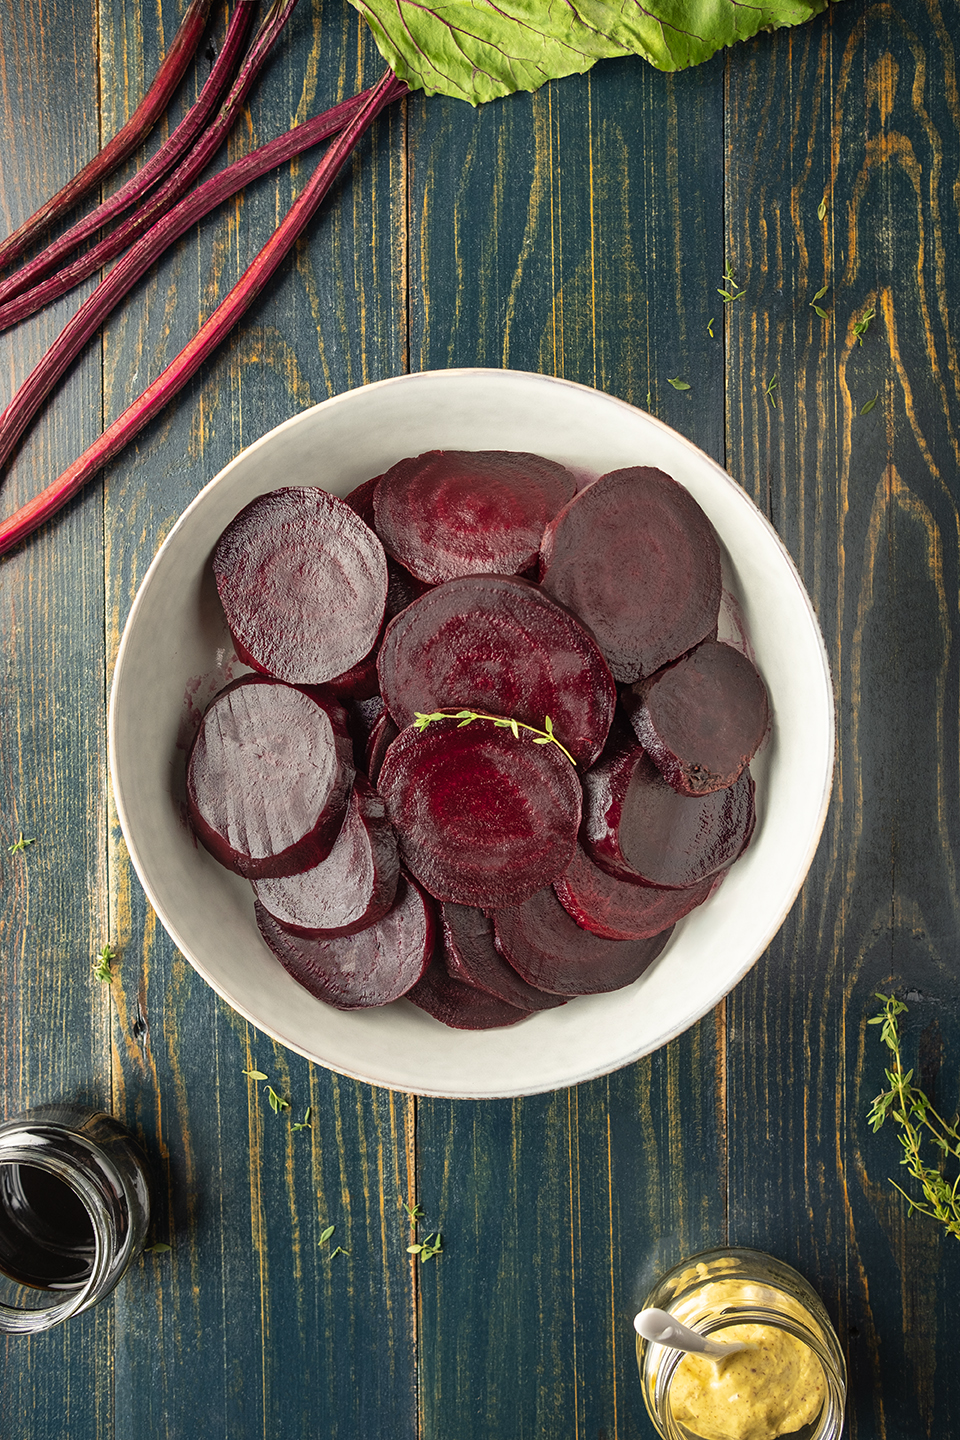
[634,1307,753,1358]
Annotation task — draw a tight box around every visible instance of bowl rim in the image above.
[109,367,836,1097]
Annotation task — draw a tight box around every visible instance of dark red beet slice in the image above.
[581,731,756,888]
[377,574,615,768]
[440,902,566,1011]
[372,450,578,585]
[377,718,582,907]
[322,646,382,702]
[405,953,532,1030]
[343,473,381,526]
[492,887,674,996]
[254,874,434,1009]
[553,844,720,940]
[364,710,399,786]
[186,677,354,880]
[252,776,399,937]
[539,467,722,682]
[624,639,769,795]
[213,486,388,685]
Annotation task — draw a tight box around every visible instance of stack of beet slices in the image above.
[185,453,770,1030]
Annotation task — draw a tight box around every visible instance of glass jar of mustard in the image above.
[636,1247,846,1440]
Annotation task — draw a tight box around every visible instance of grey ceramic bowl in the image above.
[108,369,834,1098]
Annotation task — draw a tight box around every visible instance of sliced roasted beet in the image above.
[539,467,722,682]
[213,486,388,685]
[186,677,354,880]
[440,903,566,1011]
[492,887,674,996]
[254,874,434,1009]
[252,776,399,937]
[553,844,719,940]
[405,953,532,1030]
[581,730,756,888]
[372,450,578,585]
[365,710,399,786]
[377,718,582,907]
[377,574,615,767]
[624,639,769,795]
[322,646,382,702]
[343,473,381,526]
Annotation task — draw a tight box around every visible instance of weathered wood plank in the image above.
[724,3,960,1437]
[0,0,112,1433]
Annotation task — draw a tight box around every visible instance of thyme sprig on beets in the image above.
[413,709,577,767]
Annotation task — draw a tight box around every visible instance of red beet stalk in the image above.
[0,1,257,313]
[0,68,403,557]
[0,71,407,468]
[0,0,213,274]
[0,0,297,332]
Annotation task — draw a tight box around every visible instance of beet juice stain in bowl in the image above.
[109,369,834,1099]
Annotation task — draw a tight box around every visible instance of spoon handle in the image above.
[633,1308,750,1358]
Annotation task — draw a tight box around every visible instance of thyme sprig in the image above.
[867,992,960,1239]
[93,944,117,982]
[413,709,576,767]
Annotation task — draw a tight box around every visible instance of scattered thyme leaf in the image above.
[867,992,960,1239]
[817,198,827,220]
[242,1067,269,1081]
[329,1246,349,1258]
[264,1084,290,1114]
[292,1106,313,1132]
[318,1224,335,1245]
[860,392,879,415]
[667,377,690,391]
[809,285,830,321]
[403,1199,425,1223]
[93,944,116,982]
[8,832,35,855]
[853,306,876,344]
[413,709,576,767]
[813,284,829,301]
[764,374,778,408]
[718,265,745,302]
[707,316,715,337]
[414,1232,443,1262]
[144,1241,171,1254]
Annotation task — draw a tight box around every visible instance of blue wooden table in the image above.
[1,1,959,1436]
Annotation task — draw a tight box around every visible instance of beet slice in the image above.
[364,710,399,786]
[377,574,615,767]
[553,844,720,940]
[186,677,354,880]
[581,731,756,888]
[252,776,399,937]
[405,953,533,1030]
[373,450,578,585]
[624,639,769,795]
[254,874,434,1009]
[440,903,566,1011]
[377,718,582,907]
[493,887,674,996]
[539,467,722,682]
[213,486,388,685]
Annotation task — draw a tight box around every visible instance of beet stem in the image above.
[0,0,298,333]
[0,0,213,274]
[0,68,405,557]
[0,2,257,314]
[0,72,406,476]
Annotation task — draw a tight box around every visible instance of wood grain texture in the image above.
[1,0,959,1435]
[724,2,960,1437]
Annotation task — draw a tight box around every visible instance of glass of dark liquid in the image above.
[0,1103,151,1333]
